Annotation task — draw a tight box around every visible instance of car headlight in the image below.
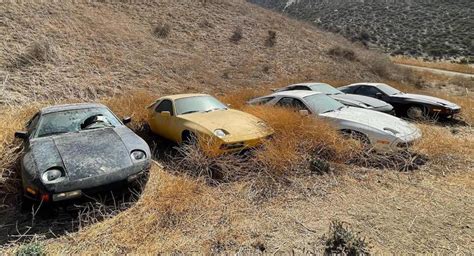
[41,168,65,184]
[214,129,228,138]
[131,150,146,161]
[257,121,269,129]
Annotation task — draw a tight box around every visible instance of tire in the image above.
[181,131,197,145]
[406,105,426,120]
[341,130,370,148]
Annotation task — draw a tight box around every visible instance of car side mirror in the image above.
[15,131,28,139]
[299,110,310,116]
[123,116,132,124]
[375,92,383,99]
[160,111,171,117]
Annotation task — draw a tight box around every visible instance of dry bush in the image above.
[327,46,357,62]
[102,90,157,130]
[413,124,474,161]
[230,27,243,44]
[153,23,171,38]
[0,106,42,200]
[265,30,277,47]
[10,40,58,68]
[171,105,361,183]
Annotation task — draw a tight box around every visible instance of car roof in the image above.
[40,103,107,114]
[271,90,322,98]
[289,82,330,87]
[158,93,210,101]
[347,82,387,87]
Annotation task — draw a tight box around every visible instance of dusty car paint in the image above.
[147,94,273,154]
[17,103,151,202]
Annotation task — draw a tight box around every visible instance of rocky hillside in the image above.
[249,0,474,60]
[0,0,389,105]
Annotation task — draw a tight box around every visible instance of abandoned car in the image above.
[248,90,421,152]
[338,83,461,119]
[15,103,151,202]
[147,94,274,154]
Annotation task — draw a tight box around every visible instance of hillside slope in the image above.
[1,0,386,105]
[250,0,474,60]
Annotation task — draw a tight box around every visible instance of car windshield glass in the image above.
[36,107,121,138]
[303,94,345,114]
[309,84,342,95]
[377,84,401,95]
[175,96,227,115]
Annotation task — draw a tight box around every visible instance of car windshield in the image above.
[36,107,121,138]
[175,96,228,115]
[377,84,401,95]
[303,94,345,114]
[309,83,342,95]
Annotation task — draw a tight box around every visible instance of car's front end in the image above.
[22,127,151,203]
[322,107,422,152]
[179,109,274,155]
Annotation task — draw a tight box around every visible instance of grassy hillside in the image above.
[0,0,473,254]
[250,0,474,61]
[0,0,398,105]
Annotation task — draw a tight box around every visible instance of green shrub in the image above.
[16,242,45,256]
[322,220,370,256]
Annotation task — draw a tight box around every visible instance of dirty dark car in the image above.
[15,103,151,203]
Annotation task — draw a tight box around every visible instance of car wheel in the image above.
[182,131,197,145]
[406,105,426,120]
[341,130,370,148]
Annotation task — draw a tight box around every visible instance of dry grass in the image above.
[392,56,474,75]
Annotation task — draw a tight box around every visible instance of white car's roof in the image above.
[271,90,323,98]
[347,82,387,87]
[288,82,330,87]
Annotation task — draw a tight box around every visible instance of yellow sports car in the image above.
[147,94,273,154]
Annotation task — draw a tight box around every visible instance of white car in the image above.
[248,91,422,152]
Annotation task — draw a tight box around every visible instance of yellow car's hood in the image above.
[179,109,272,138]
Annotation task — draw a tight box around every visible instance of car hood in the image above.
[331,94,391,108]
[392,93,460,108]
[30,128,133,181]
[179,109,272,136]
[321,107,418,136]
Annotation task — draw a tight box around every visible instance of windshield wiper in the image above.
[181,110,200,115]
[39,131,69,137]
[205,108,224,113]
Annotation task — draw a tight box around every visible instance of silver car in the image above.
[248,91,421,152]
[274,82,394,113]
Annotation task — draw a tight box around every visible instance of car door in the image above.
[149,99,179,141]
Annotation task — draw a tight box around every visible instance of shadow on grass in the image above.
[0,170,148,246]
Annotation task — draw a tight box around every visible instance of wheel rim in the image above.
[407,106,423,119]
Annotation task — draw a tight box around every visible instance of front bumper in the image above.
[26,161,151,202]
[217,132,273,154]
[431,107,461,116]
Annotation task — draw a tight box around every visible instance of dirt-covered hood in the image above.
[321,107,418,136]
[30,128,134,181]
[178,109,272,136]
